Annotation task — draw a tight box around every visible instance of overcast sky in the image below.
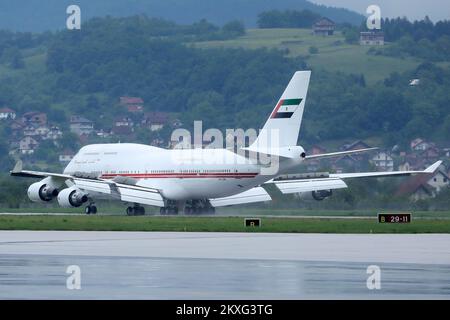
[310,0,449,22]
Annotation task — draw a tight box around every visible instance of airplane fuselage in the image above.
[63,143,303,200]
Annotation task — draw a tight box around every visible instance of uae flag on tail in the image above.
[271,98,303,119]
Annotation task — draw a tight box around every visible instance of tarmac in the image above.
[0,231,449,299]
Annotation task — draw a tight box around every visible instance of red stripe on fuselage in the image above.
[100,172,259,179]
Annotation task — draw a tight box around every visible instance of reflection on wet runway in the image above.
[1,254,449,299]
[1,231,450,299]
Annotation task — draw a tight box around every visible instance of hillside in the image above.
[0,15,449,175]
[193,28,423,85]
[0,0,364,32]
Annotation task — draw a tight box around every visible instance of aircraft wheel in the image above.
[90,206,97,214]
[85,206,91,215]
[126,207,134,216]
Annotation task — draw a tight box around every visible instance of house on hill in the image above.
[359,31,384,45]
[142,112,170,131]
[340,140,372,167]
[23,125,39,136]
[126,104,143,113]
[371,151,394,171]
[19,136,39,155]
[59,150,75,164]
[10,120,25,137]
[312,17,335,36]
[410,138,432,151]
[45,126,63,141]
[120,96,144,105]
[70,116,94,136]
[332,155,359,173]
[112,125,134,136]
[114,116,134,128]
[22,111,47,126]
[120,96,144,114]
[0,107,16,120]
[341,140,371,151]
[395,170,449,201]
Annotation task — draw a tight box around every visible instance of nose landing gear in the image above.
[85,204,97,215]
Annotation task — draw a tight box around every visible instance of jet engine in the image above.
[57,187,88,208]
[311,190,332,201]
[299,190,333,201]
[27,180,60,202]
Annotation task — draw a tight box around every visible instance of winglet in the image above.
[424,160,442,173]
[11,160,23,174]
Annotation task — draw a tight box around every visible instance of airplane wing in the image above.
[10,161,165,207]
[270,177,347,194]
[330,160,441,179]
[209,187,271,207]
[267,160,442,195]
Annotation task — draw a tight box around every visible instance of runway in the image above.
[0,231,449,299]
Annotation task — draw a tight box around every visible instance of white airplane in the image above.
[11,71,441,215]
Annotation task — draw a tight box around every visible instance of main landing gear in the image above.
[158,200,216,215]
[160,207,178,215]
[126,204,145,216]
[160,200,179,215]
[85,204,97,215]
[185,200,215,215]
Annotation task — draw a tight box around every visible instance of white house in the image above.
[427,170,450,192]
[45,126,63,140]
[35,125,50,137]
[114,116,134,127]
[398,161,411,171]
[19,136,39,155]
[0,107,16,120]
[70,116,94,136]
[410,138,431,151]
[360,31,384,45]
[59,150,75,163]
[371,151,394,171]
[23,125,39,136]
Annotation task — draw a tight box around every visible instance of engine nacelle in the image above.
[28,181,59,202]
[57,187,88,208]
[298,189,333,201]
[311,190,332,201]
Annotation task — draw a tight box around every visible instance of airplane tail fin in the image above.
[250,71,311,150]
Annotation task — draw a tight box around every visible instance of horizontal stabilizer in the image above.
[305,147,378,160]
